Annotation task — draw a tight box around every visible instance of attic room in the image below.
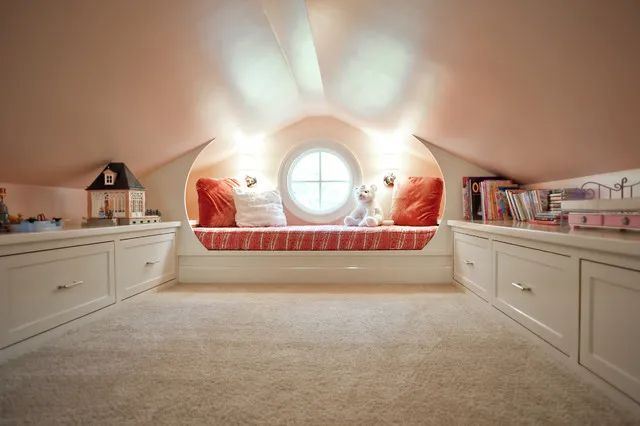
[0,0,639,423]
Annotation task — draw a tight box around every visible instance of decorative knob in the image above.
[622,216,630,226]
[581,216,587,224]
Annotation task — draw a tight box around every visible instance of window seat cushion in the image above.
[193,225,437,251]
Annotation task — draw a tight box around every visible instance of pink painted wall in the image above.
[526,168,640,199]
[0,183,85,227]
[1,1,639,189]
[185,116,444,224]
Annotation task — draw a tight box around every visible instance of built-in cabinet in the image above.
[0,242,116,348]
[449,220,640,406]
[453,232,491,300]
[0,222,179,350]
[117,233,177,300]
[579,261,640,404]
[493,241,576,356]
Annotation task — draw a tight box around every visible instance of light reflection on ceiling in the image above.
[201,1,299,122]
[336,32,412,117]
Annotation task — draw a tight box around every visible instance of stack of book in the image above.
[504,189,550,222]
[536,188,592,224]
[480,180,518,220]
[531,211,562,225]
[462,177,519,220]
[462,178,592,225]
[462,177,501,220]
[549,190,563,213]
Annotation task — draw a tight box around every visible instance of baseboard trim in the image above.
[179,254,453,284]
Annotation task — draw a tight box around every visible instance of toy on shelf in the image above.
[569,212,640,231]
[7,214,64,233]
[0,187,8,232]
[565,177,640,232]
[0,188,66,234]
[84,162,161,227]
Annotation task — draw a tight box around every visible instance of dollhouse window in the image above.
[130,192,144,214]
[104,174,114,185]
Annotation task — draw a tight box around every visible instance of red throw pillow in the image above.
[196,177,240,227]
[390,176,444,226]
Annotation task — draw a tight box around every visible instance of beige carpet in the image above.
[0,283,638,425]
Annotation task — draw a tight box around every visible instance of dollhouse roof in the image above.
[86,163,145,191]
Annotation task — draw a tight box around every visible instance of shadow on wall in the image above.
[185,115,444,225]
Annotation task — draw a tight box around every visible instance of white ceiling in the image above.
[1,0,639,187]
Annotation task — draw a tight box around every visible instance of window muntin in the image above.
[287,149,353,215]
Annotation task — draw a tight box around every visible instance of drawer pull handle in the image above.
[57,280,84,290]
[464,260,475,266]
[146,260,160,265]
[511,282,531,292]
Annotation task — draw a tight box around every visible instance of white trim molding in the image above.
[179,253,452,285]
[278,139,363,223]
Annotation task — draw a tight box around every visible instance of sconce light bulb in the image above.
[245,175,258,188]
[383,172,396,187]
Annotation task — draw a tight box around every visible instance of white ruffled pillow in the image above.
[232,188,287,227]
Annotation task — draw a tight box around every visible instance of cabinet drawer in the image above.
[493,241,576,355]
[568,213,603,227]
[602,213,640,230]
[118,233,176,300]
[580,261,640,403]
[453,232,491,300]
[0,242,115,348]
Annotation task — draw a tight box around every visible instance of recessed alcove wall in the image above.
[140,126,493,282]
[185,116,444,225]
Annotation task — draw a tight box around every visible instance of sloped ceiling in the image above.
[1,0,639,187]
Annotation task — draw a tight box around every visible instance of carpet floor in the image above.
[0,283,638,425]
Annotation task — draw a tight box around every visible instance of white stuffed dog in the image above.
[344,184,383,227]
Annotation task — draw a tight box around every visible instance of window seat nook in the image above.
[193,225,438,251]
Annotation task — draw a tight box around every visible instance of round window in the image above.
[280,142,361,222]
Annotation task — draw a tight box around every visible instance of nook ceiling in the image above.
[1,0,639,187]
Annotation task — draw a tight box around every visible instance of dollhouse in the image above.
[85,162,157,225]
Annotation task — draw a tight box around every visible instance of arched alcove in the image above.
[184,116,446,251]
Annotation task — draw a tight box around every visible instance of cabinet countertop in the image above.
[448,219,640,257]
[0,221,181,247]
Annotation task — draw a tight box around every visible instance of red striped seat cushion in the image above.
[193,225,437,251]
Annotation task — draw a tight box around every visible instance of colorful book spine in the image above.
[496,185,519,219]
[480,179,514,220]
[462,177,471,220]
[462,177,500,220]
[505,189,559,222]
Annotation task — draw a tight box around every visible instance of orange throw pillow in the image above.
[390,176,444,226]
[196,177,240,227]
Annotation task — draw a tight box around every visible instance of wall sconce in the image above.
[245,175,258,188]
[383,172,397,187]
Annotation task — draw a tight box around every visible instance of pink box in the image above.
[603,214,640,229]
[569,213,603,226]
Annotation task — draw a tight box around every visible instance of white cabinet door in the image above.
[117,232,176,300]
[453,232,492,301]
[580,260,640,403]
[0,242,116,348]
[493,241,577,356]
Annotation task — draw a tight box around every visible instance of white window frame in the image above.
[278,140,362,223]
